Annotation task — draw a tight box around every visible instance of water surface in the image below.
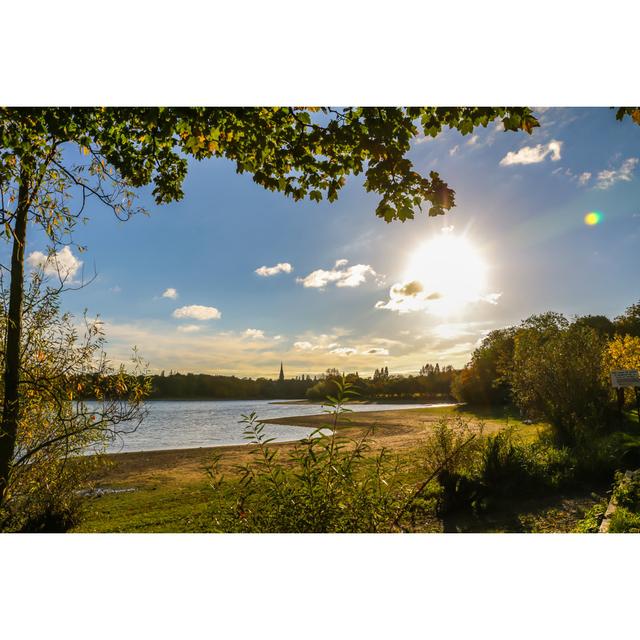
[99,399,451,453]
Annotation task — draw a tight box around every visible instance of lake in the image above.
[100,399,452,453]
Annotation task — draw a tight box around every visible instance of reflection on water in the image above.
[89,399,452,453]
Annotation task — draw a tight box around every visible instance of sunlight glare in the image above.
[404,231,489,316]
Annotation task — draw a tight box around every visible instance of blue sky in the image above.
[22,108,640,377]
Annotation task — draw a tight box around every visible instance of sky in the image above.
[20,108,640,378]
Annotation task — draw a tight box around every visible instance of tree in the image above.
[509,314,609,447]
[603,334,640,406]
[0,271,148,530]
[573,314,615,338]
[614,301,640,338]
[451,328,515,406]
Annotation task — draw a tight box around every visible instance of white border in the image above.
[1,1,639,636]
[2,0,638,105]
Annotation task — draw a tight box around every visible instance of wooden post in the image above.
[617,387,625,428]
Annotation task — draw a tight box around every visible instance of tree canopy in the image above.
[0,107,544,225]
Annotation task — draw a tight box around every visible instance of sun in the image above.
[404,231,489,316]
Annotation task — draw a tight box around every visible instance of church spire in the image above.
[279,362,285,383]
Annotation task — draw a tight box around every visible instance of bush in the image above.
[0,274,149,532]
[608,507,640,533]
[573,501,608,533]
[207,380,480,532]
[479,429,544,496]
[418,416,484,515]
[208,380,407,532]
[569,438,623,483]
[612,470,640,511]
[13,479,84,533]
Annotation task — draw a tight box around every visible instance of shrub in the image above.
[0,274,149,532]
[479,429,544,495]
[608,507,640,533]
[207,380,480,532]
[418,416,484,515]
[573,501,608,533]
[207,380,407,532]
[612,470,640,511]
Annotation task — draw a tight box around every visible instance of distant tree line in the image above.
[147,372,316,400]
[306,364,456,402]
[93,364,459,402]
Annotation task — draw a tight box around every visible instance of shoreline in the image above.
[83,397,453,405]
[100,402,458,457]
[97,405,469,481]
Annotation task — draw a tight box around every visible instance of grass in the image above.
[71,404,585,533]
[77,484,214,533]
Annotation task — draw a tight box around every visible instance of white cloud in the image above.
[376,283,501,315]
[375,283,440,314]
[255,262,293,277]
[172,305,221,321]
[162,287,178,299]
[499,139,563,166]
[330,347,357,356]
[365,348,389,356]
[482,292,502,305]
[26,246,82,282]
[595,157,638,189]
[467,134,479,146]
[244,328,265,339]
[449,145,459,156]
[177,324,201,333]
[297,259,378,289]
[578,172,592,186]
[293,341,314,351]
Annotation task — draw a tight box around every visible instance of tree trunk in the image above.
[0,169,30,505]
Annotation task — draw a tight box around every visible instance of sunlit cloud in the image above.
[595,157,638,189]
[578,172,592,186]
[376,231,500,316]
[365,347,389,356]
[172,305,221,320]
[177,324,201,333]
[330,347,357,356]
[296,259,378,289]
[499,139,563,166]
[255,262,293,277]
[244,328,265,339]
[162,287,178,299]
[26,246,83,282]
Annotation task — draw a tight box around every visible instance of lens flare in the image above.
[584,211,603,226]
